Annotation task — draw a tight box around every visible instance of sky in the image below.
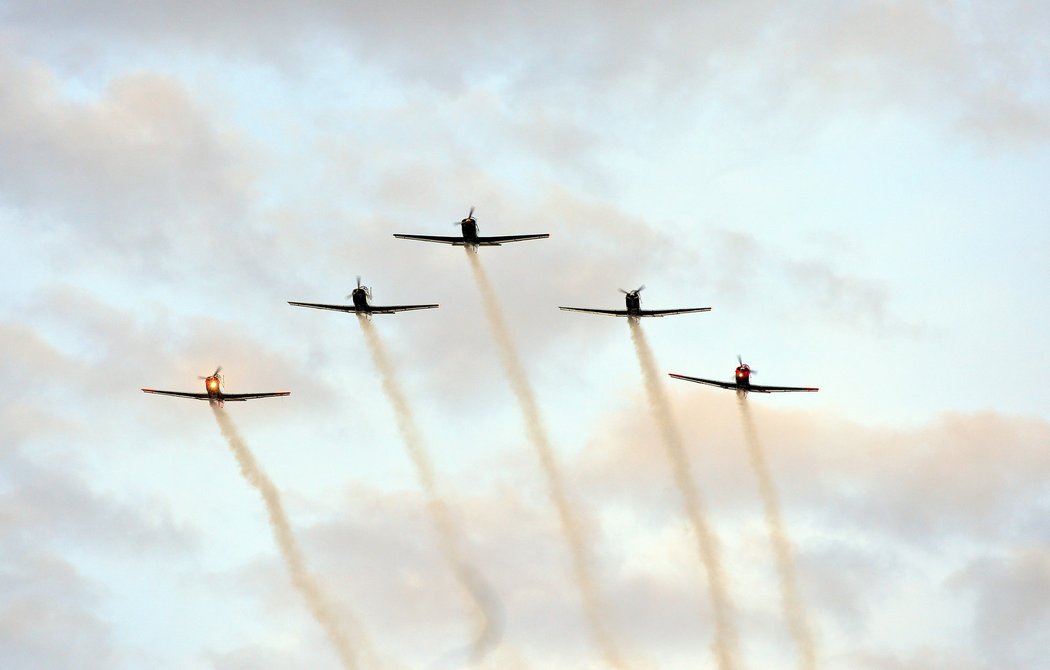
[1,1,1049,668]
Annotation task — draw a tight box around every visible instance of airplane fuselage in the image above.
[625,292,641,316]
[460,219,479,245]
[204,375,223,403]
[734,366,752,390]
[351,287,370,311]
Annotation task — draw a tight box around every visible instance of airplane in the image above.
[393,207,549,247]
[288,276,439,316]
[669,356,819,394]
[141,366,291,405]
[559,285,712,318]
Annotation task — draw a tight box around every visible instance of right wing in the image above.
[666,373,739,390]
[477,233,550,245]
[636,307,712,317]
[221,392,292,401]
[747,384,819,393]
[367,304,440,314]
[393,234,466,246]
[141,389,212,400]
[287,301,362,313]
[558,306,631,317]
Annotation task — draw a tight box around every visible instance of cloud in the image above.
[0,51,254,266]
[195,398,1050,666]
[955,549,1050,669]
[0,549,117,670]
[6,2,1049,142]
[695,228,920,335]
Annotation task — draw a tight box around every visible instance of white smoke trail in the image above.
[357,315,502,664]
[737,395,817,670]
[210,404,369,670]
[466,250,629,670]
[627,319,739,670]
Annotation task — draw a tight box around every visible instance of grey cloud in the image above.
[0,50,265,284]
[580,394,1050,548]
[214,404,1050,666]
[847,648,991,670]
[6,1,1049,142]
[781,258,922,336]
[697,228,922,335]
[206,644,316,670]
[0,551,116,670]
[955,549,1050,669]
[0,406,193,553]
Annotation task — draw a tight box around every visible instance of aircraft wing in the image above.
[220,392,291,401]
[141,389,212,400]
[367,304,440,314]
[558,306,631,317]
[636,307,712,317]
[287,301,362,313]
[746,384,819,393]
[476,233,550,246]
[667,374,819,394]
[667,374,739,390]
[393,234,466,245]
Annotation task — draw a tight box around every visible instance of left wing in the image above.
[142,389,212,400]
[221,392,291,401]
[367,304,439,314]
[636,307,712,317]
[288,301,361,313]
[393,234,466,245]
[559,306,630,317]
[477,233,550,246]
[746,384,819,393]
[667,374,739,390]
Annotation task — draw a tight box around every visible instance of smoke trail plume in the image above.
[465,250,629,670]
[357,315,503,664]
[737,396,817,670]
[627,319,739,670]
[210,404,368,670]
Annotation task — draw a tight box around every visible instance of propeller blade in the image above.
[214,366,222,376]
[738,354,743,366]
[357,275,362,289]
[619,288,629,294]
[636,284,646,293]
[468,206,474,219]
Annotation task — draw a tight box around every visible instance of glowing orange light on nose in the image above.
[208,379,219,391]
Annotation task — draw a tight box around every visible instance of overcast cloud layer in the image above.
[1,2,1048,668]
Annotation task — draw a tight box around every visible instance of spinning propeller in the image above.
[348,276,372,300]
[198,365,222,380]
[619,284,646,296]
[737,355,756,374]
[456,206,476,226]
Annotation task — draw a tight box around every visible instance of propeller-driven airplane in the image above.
[288,277,439,316]
[393,207,549,247]
[669,356,819,394]
[559,285,712,318]
[141,367,291,405]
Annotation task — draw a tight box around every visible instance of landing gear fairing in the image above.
[393,207,549,247]
[559,285,712,318]
[142,367,291,404]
